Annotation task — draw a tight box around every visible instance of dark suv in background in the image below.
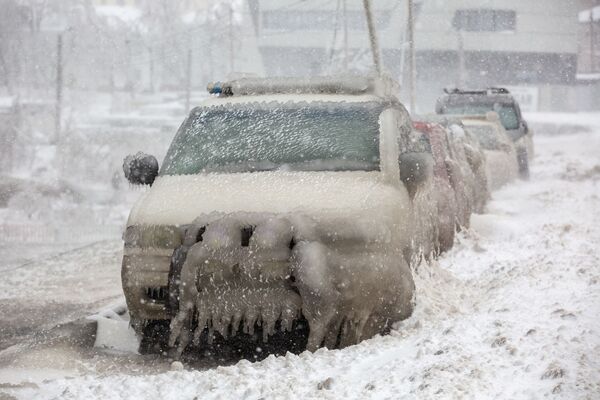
[435,88,533,178]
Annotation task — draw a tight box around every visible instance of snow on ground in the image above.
[525,112,600,129]
[1,121,599,399]
[0,241,123,350]
[525,112,600,136]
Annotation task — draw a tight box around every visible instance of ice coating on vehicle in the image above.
[435,87,534,179]
[446,122,489,215]
[461,117,519,191]
[412,121,459,253]
[167,211,414,355]
[121,76,429,356]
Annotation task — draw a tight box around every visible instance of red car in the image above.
[413,121,468,253]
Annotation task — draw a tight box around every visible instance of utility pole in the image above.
[343,0,349,71]
[329,0,341,66]
[0,34,13,95]
[591,13,596,73]
[125,38,134,99]
[457,30,466,87]
[407,0,416,112]
[399,22,407,88]
[149,46,155,93]
[185,48,192,114]
[362,0,382,76]
[55,33,63,144]
[229,5,235,73]
[207,28,214,81]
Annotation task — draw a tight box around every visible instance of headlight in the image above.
[123,225,182,249]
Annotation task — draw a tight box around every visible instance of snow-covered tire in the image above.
[517,148,530,180]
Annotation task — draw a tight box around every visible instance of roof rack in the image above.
[486,87,510,94]
[207,75,398,97]
[443,87,511,95]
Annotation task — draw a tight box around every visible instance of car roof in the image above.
[439,93,515,104]
[435,88,517,112]
[207,75,398,95]
[198,93,384,108]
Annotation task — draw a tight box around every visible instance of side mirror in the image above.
[521,120,529,133]
[123,152,159,186]
[399,152,433,197]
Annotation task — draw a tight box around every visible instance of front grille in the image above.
[145,286,168,303]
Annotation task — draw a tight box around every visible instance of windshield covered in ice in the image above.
[442,103,519,131]
[160,101,383,175]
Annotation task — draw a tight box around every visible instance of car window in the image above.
[493,104,519,130]
[160,101,384,175]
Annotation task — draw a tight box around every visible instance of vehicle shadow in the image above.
[140,318,310,368]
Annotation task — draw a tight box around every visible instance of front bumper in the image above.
[122,211,414,354]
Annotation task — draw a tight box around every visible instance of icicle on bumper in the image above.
[168,212,415,355]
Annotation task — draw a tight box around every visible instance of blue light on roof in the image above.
[207,82,223,94]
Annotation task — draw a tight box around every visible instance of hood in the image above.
[127,171,408,227]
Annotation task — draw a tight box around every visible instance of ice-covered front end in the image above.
[122,76,416,355]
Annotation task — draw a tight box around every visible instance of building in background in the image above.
[414,0,580,112]
[578,2,600,76]
[1,0,596,112]
[254,0,587,112]
[253,0,404,76]
[576,1,600,110]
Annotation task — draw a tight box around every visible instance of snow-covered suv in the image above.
[122,76,436,355]
[435,88,533,178]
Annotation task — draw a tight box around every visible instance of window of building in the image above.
[262,10,391,31]
[453,9,516,32]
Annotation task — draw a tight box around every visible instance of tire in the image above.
[139,320,170,354]
[517,148,530,180]
[438,222,455,254]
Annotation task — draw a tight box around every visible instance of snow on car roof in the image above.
[199,93,383,107]
[207,75,399,98]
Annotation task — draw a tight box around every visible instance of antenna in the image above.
[407,0,416,112]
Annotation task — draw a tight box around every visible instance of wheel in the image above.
[139,320,170,354]
[517,148,530,180]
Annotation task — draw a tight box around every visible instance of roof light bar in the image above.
[207,82,233,96]
[443,87,511,95]
[206,76,380,97]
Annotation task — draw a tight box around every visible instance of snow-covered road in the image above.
[0,241,123,351]
[1,125,599,399]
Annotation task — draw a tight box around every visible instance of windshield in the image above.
[160,101,383,175]
[442,103,519,130]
